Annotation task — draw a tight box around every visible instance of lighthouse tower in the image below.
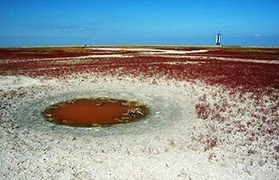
[216,31,221,46]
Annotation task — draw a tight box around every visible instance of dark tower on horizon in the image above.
[216,31,221,46]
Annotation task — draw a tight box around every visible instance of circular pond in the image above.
[43,98,149,127]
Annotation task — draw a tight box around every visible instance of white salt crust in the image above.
[0,74,278,179]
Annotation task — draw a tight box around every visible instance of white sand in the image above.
[0,73,278,179]
[91,47,209,55]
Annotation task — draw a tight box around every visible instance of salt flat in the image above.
[0,47,278,179]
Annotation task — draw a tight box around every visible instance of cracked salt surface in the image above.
[0,74,278,179]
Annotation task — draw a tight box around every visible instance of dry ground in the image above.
[0,46,278,179]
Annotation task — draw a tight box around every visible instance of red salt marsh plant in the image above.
[1,58,278,94]
[193,87,278,165]
[1,46,278,168]
[201,47,279,60]
[1,47,278,93]
[0,47,92,59]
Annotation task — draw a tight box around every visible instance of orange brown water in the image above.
[43,98,148,127]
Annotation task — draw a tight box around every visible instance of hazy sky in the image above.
[1,0,279,47]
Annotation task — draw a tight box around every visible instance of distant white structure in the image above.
[216,31,221,46]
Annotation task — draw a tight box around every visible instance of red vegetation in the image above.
[0,47,278,93]
[195,103,210,120]
[1,47,278,162]
[201,48,279,60]
[0,48,91,59]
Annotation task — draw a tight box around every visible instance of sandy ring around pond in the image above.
[12,77,184,136]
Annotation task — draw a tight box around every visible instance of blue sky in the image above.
[0,0,279,47]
